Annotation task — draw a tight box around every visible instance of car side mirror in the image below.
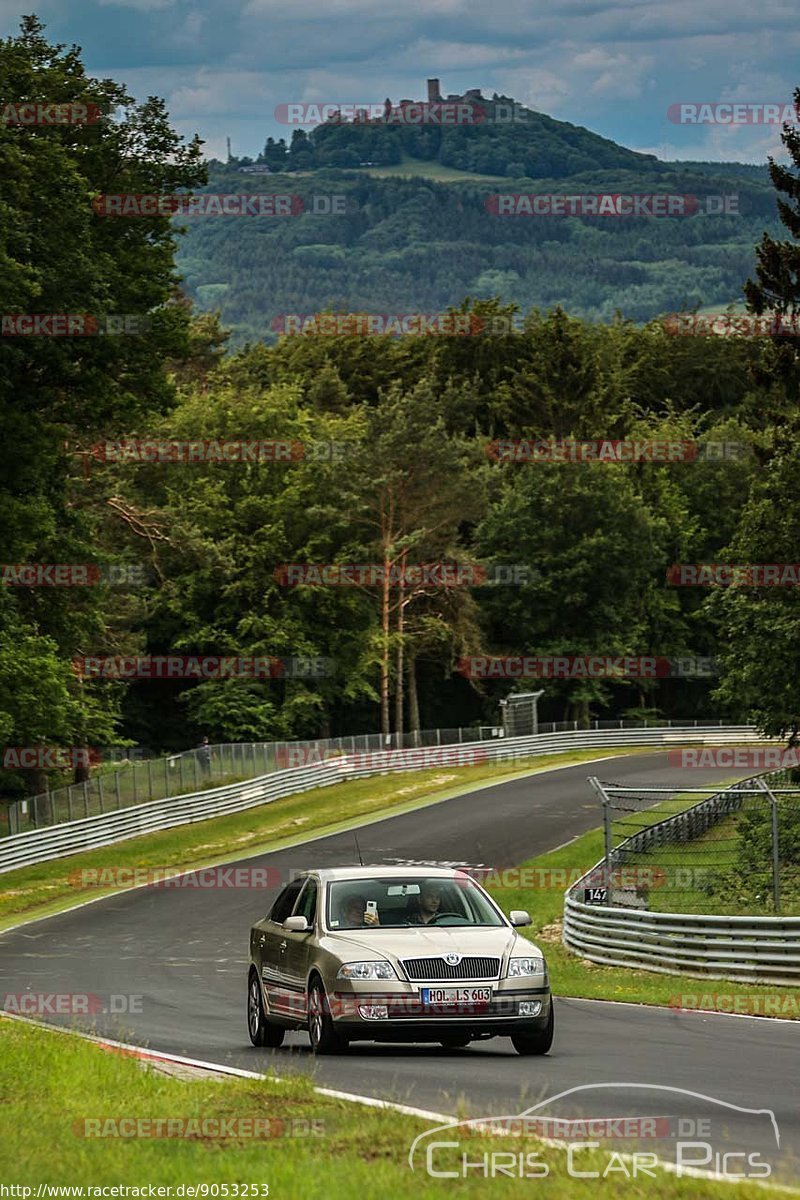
[509,909,532,927]
[283,915,311,932]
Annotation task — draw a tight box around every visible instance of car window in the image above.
[326,876,505,928]
[294,877,317,925]
[269,878,304,924]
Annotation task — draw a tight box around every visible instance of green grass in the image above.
[485,827,800,1014]
[0,747,653,932]
[354,153,507,183]
[0,1019,788,1196]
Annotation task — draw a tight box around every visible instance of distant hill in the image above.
[177,83,782,345]
[233,81,667,180]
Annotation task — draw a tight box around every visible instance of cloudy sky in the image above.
[4,0,799,163]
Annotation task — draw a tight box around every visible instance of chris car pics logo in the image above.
[408,1083,779,1181]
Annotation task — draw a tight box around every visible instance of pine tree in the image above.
[744,86,800,321]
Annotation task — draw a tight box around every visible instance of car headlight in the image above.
[336,961,397,980]
[507,957,544,977]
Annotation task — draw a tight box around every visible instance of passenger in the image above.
[340,893,380,927]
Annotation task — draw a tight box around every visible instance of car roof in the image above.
[303,865,479,883]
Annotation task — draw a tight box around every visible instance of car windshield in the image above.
[326,876,505,929]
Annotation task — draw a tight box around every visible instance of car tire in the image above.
[248,970,285,1048]
[439,1035,471,1049]
[511,1003,554,1056]
[307,977,348,1055]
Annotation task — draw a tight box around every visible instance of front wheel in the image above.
[248,972,285,1048]
[307,978,348,1055]
[511,1003,554,1056]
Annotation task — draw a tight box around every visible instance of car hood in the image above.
[321,926,541,962]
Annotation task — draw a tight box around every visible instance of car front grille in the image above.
[400,956,501,981]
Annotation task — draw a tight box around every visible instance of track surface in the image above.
[1,752,798,1181]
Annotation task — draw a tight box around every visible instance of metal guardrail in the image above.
[0,724,764,874]
[563,774,800,985]
[5,716,738,837]
[562,902,800,986]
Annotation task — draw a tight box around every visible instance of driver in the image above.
[410,880,443,925]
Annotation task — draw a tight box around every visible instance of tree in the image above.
[744,86,800,320]
[709,424,800,742]
[0,17,205,790]
[475,461,680,724]
[342,380,484,735]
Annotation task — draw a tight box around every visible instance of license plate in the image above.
[421,987,492,1005]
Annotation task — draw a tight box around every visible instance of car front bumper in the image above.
[327,985,551,1039]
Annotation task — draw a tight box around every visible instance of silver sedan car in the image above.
[248,865,553,1055]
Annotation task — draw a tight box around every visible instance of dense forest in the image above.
[2,20,800,808]
[172,90,783,345]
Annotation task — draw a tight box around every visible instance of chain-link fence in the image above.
[0,716,737,839]
[1,726,504,836]
[585,768,800,915]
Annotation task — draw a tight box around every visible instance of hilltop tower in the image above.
[427,78,442,103]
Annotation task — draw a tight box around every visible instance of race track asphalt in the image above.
[1,752,797,1182]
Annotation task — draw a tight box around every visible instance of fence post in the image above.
[179,754,186,793]
[115,771,122,809]
[83,781,90,817]
[588,776,614,905]
[147,759,153,801]
[758,777,782,914]
[164,757,170,798]
[97,774,105,814]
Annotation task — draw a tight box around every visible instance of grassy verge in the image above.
[0,1019,785,1197]
[0,747,652,932]
[486,828,800,1016]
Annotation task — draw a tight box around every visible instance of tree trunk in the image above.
[407,652,421,736]
[380,551,391,738]
[394,574,405,739]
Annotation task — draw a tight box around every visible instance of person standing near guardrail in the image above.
[198,735,212,777]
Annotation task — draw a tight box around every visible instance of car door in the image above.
[282,876,318,1005]
[256,877,305,1018]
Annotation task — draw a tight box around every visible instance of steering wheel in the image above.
[427,912,468,925]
